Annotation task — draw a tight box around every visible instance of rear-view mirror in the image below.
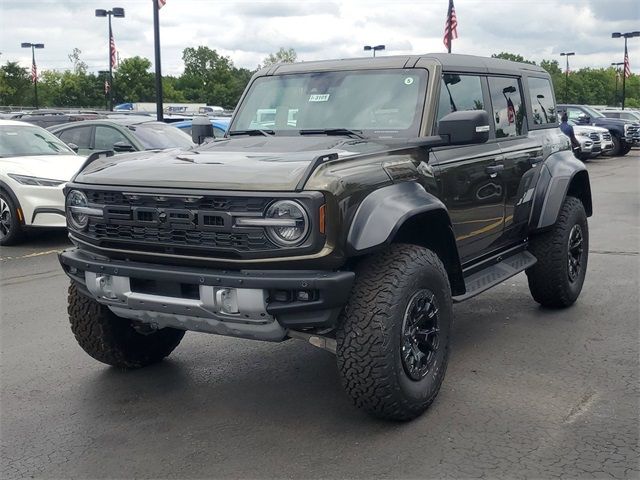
[112,141,135,152]
[437,110,490,146]
[67,142,79,152]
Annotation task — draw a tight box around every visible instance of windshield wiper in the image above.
[228,129,274,137]
[299,128,366,139]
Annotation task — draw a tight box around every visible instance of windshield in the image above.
[581,105,604,118]
[129,123,195,150]
[231,69,428,138]
[0,124,75,157]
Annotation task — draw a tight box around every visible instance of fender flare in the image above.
[529,149,593,231]
[346,182,465,294]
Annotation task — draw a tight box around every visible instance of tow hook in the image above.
[288,330,337,354]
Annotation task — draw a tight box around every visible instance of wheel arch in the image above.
[0,180,25,225]
[346,182,465,296]
[529,150,592,232]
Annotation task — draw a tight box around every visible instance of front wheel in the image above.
[68,283,185,368]
[336,244,452,421]
[526,196,588,308]
[0,190,24,246]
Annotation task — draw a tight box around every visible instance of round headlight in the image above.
[265,200,309,246]
[66,190,89,231]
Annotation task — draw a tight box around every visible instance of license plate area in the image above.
[130,278,200,300]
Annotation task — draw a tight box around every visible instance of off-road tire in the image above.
[526,196,588,308]
[336,244,452,421]
[0,190,24,246]
[607,134,622,156]
[620,142,632,156]
[68,282,185,368]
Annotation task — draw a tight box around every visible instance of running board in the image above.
[452,251,537,303]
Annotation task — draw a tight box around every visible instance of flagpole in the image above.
[622,39,627,110]
[108,14,113,111]
[153,0,164,121]
[31,47,39,109]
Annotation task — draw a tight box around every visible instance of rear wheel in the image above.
[336,244,452,421]
[526,196,588,308]
[68,283,185,368]
[0,190,24,246]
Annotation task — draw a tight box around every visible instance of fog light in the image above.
[273,290,291,302]
[216,288,239,314]
[97,274,117,299]
[297,290,311,301]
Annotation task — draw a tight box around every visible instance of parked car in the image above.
[171,117,230,138]
[557,104,640,155]
[19,110,106,129]
[48,118,194,156]
[569,121,614,160]
[598,109,640,122]
[58,54,592,421]
[0,120,85,245]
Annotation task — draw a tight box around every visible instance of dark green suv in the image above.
[59,54,592,421]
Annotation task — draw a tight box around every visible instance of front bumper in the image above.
[59,248,354,341]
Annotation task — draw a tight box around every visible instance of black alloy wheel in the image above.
[401,289,440,381]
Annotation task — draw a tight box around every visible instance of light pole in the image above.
[20,42,44,109]
[560,52,575,104]
[612,31,640,110]
[95,7,125,111]
[364,45,385,57]
[611,62,624,106]
[98,70,110,111]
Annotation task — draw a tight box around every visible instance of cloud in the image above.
[0,0,638,76]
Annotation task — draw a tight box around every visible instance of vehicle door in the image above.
[488,75,543,244]
[56,125,94,156]
[430,73,506,264]
[94,125,137,153]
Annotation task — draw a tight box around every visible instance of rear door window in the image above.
[94,126,131,151]
[527,77,557,126]
[488,77,525,138]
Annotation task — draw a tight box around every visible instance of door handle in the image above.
[485,164,505,177]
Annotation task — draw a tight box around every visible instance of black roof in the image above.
[264,53,548,77]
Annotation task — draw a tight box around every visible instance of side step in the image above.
[452,251,537,303]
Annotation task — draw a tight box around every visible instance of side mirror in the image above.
[112,141,135,152]
[577,113,590,124]
[191,115,214,145]
[437,110,490,146]
[67,142,79,152]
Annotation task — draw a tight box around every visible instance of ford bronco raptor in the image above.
[59,54,592,421]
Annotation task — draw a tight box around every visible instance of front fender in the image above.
[347,182,448,253]
[529,150,592,231]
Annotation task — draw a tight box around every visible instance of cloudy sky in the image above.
[1,0,638,75]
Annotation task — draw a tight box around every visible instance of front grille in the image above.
[601,132,612,141]
[627,125,640,138]
[589,132,599,141]
[80,189,280,258]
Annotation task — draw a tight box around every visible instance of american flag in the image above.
[110,31,117,68]
[443,0,458,53]
[31,60,37,84]
[624,44,631,78]
[157,0,166,9]
[104,79,110,95]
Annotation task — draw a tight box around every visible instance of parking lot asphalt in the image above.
[1,151,639,479]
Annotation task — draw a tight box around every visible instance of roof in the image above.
[264,53,548,76]
[49,118,159,130]
[0,119,34,127]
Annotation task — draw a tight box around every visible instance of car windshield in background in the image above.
[129,123,195,150]
[231,69,428,138]
[582,105,604,118]
[0,125,74,157]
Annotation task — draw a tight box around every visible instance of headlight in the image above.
[576,131,590,138]
[7,174,65,187]
[66,190,89,231]
[265,200,309,246]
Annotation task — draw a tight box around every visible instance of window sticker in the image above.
[404,77,414,85]
[309,94,330,102]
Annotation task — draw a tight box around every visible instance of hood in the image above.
[592,117,636,127]
[573,125,609,134]
[73,136,389,191]
[0,154,85,181]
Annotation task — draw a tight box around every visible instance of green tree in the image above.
[114,56,155,103]
[0,61,32,106]
[178,46,242,108]
[261,47,298,68]
[491,52,535,64]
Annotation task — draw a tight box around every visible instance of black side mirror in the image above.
[112,141,135,152]
[577,113,590,124]
[67,142,79,152]
[191,115,214,145]
[438,110,490,146]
